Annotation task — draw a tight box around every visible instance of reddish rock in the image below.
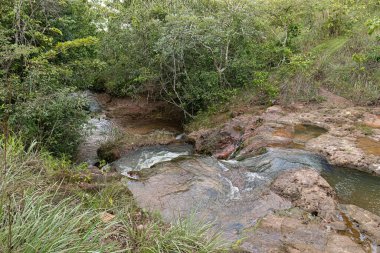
[363,113,380,128]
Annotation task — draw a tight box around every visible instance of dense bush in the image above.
[97,0,380,109]
[1,0,380,157]
[0,0,99,156]
[9,89,88,157]
[97,0,280,117]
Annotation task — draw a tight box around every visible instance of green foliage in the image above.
[9,89,89,157]
[0,136,226,252]
[0,0,101,156]
[357,123,374,136]
[98,0,264,117]
[129,215,224,253]
[0,193,110,253]
[97,0,380,115]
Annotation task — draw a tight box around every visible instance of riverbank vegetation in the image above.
[0,0,379,251]
[0,137,223,252]
[1,0,379,156]
[97,0,380,115]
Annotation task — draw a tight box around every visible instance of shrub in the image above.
[9,89,89,157]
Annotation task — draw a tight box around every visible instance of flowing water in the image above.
[81,92,380,231]
[77,93,380,252]
[112,144,193,178]
[116,143,380,218]
[124,148,328,241]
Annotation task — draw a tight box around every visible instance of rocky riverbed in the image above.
[78,92,380,252]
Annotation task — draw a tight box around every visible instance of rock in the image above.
[97,144,121,163]
[329,221,347,231]
[127,156,292,242]
[125,150,337,248]
[340,204,380,245]
[84,165,122,182]
[76,116,114,164]
[326,234,366,253]
[100,212,115,223]
[306,134,380,174]
[363,113,380,128]
[271,169,338,220]
[190,104,380,173]
[240,212,365,253]
[83,91,103,113]
[188,114,258,158]
[214,144,236,159]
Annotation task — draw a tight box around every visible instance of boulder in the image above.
[240,212,365,253]
[271,169,338,220]
[340,204,380,246]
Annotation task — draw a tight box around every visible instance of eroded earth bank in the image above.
[78,92,380,253]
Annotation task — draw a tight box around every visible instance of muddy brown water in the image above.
[274,124,328,149]
[356,137,380,156]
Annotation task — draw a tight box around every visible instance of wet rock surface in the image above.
[78,92,380,252]
[76,116,114,164]
[127,156,293,242]
[126,150,352,247]
[188,114,258,159]
[340,204,380,248]
[126,157,374,252]
[240,211,366,253]
[190,105,380,174]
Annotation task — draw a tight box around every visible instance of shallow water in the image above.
[293,124,327,142]
[77,116,114,164]
[122,145,380,217]
[83,94,380,219]
[274,124,328,149]
[321,167,380,216]
[356,137,380,156]
[290,124,327,148]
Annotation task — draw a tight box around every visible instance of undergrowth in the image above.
[0,136,225,252]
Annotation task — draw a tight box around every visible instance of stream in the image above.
[79,92,380,251]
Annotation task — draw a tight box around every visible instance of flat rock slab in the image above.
[340,204,380,248]
[241,212,366,253]
[127,156,292,241]
[126,149,332,243]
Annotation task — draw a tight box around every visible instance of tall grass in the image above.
[0,136,225,252]
[0,193,112,253]
[111,208,224,253]
[0,136,113,252]
[0,137,42,198]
